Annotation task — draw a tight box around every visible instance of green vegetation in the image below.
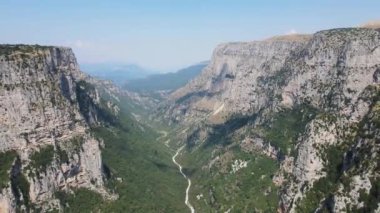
[76,80,119,126]
[296,86,380,211]
[56,93,188,212]
[263,104,317,155]
[179,144,279,212]
[29,145,55,174]
[166,111,285,212]
[69,136,85,153]
[56,145,69,165]
[0,45,36,56]
[0,44,55,60]
[76,80,99,123]
[0,151,17,190]
[12,171,30,209]
[358,178,380,212]
[179,115,281,212]
[56,137,85,165]
[295,144,345,212]
[55,189,104,213]
[0,151,32,210]
[203,114,256,148]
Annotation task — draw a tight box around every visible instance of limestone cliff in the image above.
[168,34,311,125]
[0,45,116,212]
[164,28,380,212]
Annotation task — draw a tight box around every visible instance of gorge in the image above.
[1,24,380,213]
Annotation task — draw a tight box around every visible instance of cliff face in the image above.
[0,45,115,212]
[164,28,380,212]
[168,34,311,124]
[275,28,380,212]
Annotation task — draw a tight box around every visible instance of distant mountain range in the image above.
[124,62,208,92]
[80,63,154,86]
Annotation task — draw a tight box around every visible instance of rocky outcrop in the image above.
[0,45,116,212]
[164,27,380,212]
[273,28,380,212]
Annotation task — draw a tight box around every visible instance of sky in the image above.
[0,0,380,72]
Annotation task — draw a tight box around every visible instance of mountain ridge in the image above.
[161,27,380,212]
[124,62,208,93]
[80,63,155,86]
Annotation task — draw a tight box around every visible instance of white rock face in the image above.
[0,187,16,213]
[240,137,278,159]
[169,35,310,124]
[230,159,248,173]
[0,45,113,210]
[284,118,338,208]
[278,29,380,212]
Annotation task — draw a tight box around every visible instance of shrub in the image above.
[29,145,54,174]
[0,151,17,190]
[264,104,317,155]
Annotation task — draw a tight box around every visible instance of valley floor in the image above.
[56,98,192,212]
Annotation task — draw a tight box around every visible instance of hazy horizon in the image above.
[1,0,379,71]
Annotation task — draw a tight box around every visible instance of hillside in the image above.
[0,45,187,212]
[124,62,208,92]
[161,28,380,212]
[81,63,154,86]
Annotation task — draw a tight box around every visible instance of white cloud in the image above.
[64,40,92,49]
[286,29,298,35]
[74,40,84,48]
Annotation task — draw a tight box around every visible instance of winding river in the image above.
[172,145,195,213]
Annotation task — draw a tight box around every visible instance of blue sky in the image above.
[0,0,379,71]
